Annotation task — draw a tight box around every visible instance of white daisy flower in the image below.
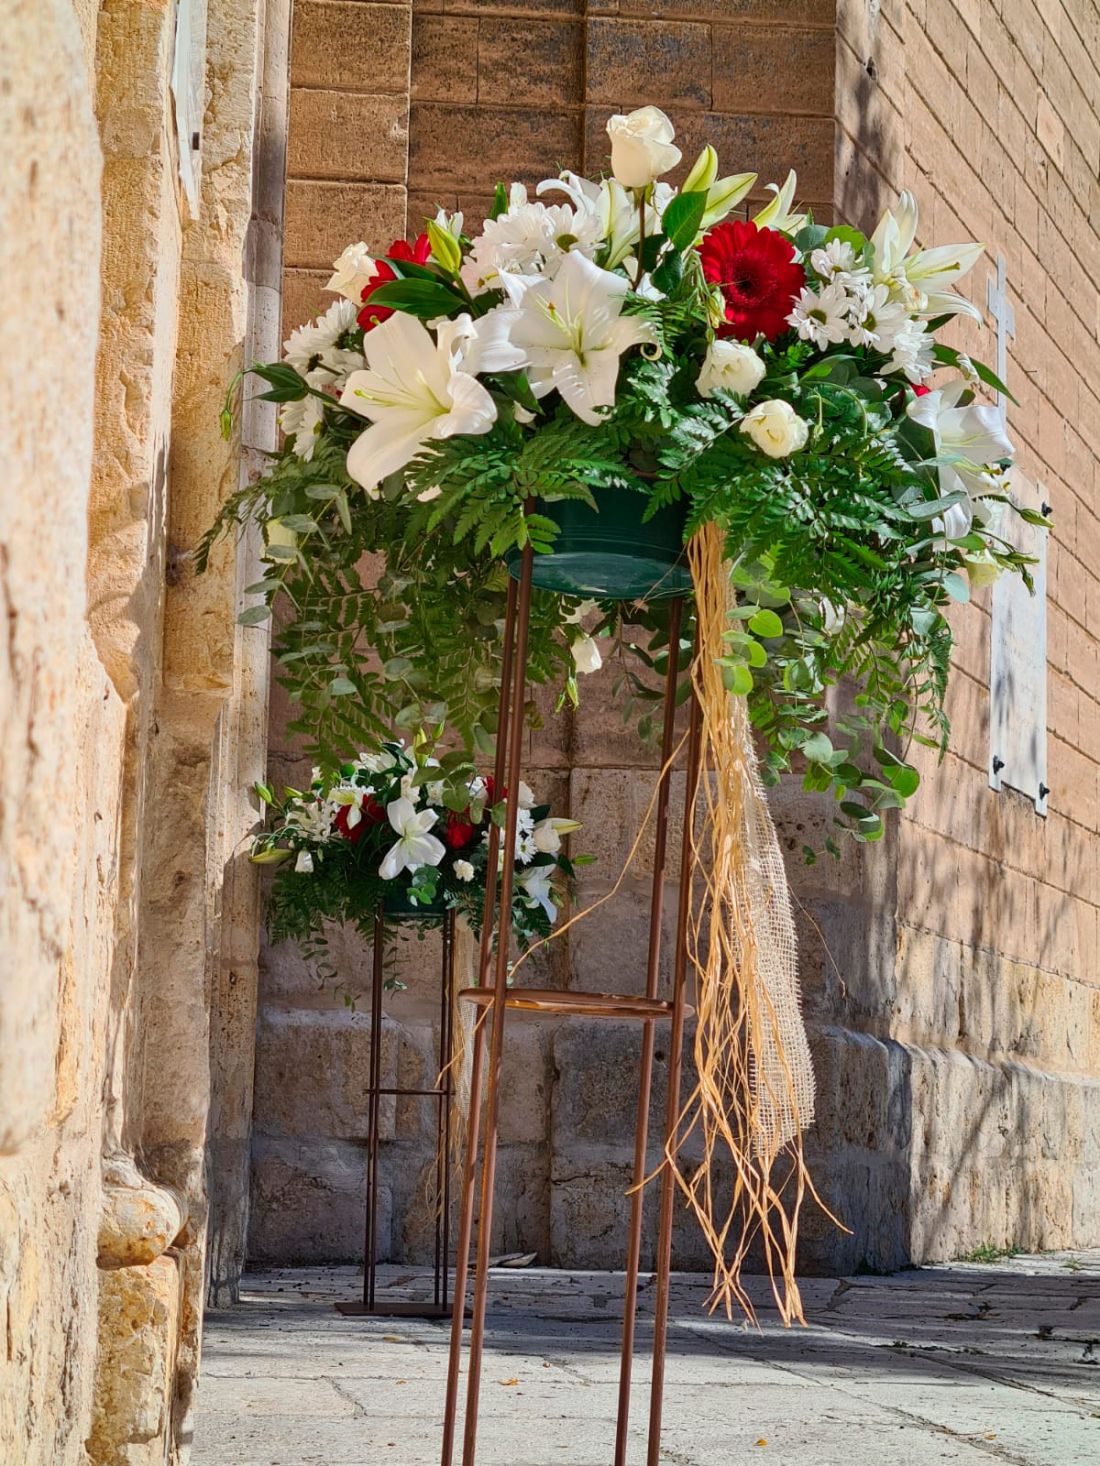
[788,281,851,350]
[283,298,358,374]
[846,283,909,350]
[810,238,871,289]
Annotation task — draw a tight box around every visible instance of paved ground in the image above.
[192,1253,1100,1466]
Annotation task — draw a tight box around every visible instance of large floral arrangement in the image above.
[251,740,583,964]
[206,105,1039,850]
[205,106,1043,1318]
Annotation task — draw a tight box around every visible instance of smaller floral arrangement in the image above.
[250,741,584,959]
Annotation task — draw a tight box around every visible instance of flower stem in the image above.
[633,189,647,290]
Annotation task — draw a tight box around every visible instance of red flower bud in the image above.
[333,796,386,842]
[444,813,478,849]
[357,235,432,332]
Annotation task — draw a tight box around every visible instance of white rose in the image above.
[606,106,682,190]
[739,399,810,459]
[696,340,766,400]
[453,859,475,883]
[570,633,603,675]
[327,242,377,302]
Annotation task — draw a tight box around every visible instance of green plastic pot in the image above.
[382,887,449,920]
[506,487,692,602]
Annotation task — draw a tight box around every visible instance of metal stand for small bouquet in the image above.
[440,544,701,1466]
[336,904,458,1321]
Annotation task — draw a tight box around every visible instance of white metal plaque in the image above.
[989,471,1048,815]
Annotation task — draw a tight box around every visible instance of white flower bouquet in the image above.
[208,103,1041,851]
[250,740,584,954]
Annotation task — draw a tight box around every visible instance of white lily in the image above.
[339,313,498,495]
[538,173,672,271]
[517,864,558,923]
[907,379,1015,536]
[871,190,984,321]
[489,251,656,426]
[753,171,807,235]
[532,816,582,855]
[379,796,446,881]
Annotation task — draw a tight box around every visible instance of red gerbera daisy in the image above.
[697,220,805,343]
[357,233,432,331]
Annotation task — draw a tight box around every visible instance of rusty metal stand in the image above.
[335,905,458,1321]
[440,544,701,1464]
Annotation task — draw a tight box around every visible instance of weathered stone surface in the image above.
[249,1137,378,1264]
[98,1156,186,1269]
[87,1254,181,1466]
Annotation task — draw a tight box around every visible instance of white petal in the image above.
[379,842,407,881]
[346,417,431,492]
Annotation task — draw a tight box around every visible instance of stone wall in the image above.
[826,0,1100,1266]
[255,0,1100,1277]
[1,0,284,1460]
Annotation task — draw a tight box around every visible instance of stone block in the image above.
[252,1005,399,1140]
[550,1020,670,1149]
[412,16,479,102]
[712,24,836,116]
[477,19,584,106]
[291,2,412,92]
[586,19,712,109]
[280,268,332,337]
[88,1253,181,1466]
[475,1142,552,1260]
[249,1136,378,1263]
[284,181,408,268]
[409,103,582,191]
[288,91,409,182]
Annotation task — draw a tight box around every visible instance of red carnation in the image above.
[444,813,478,850]
[333,795,386,843]
[357,234,432,332]
[697,221,805,343]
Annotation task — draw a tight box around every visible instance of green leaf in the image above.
[278,514,318,533]
[907,491,967,521]
[748,608,784,638]
[489,183,509,221]
[329,676,357,696]
[661,189,709,251]
[942,571,971,603]
[802,732,834,763]
[650,251,684,295]
[727,663,753,696]
[365,279,463,319]
[239,605,272,626]
[885,765,920,798]
[932,344,1018,405]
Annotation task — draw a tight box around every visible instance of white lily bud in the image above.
[682,144,719,195]
[570,633,603,675]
